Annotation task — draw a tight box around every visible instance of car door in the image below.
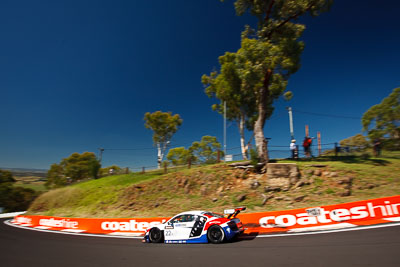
[164,214,196,241]
[189,215,207,239]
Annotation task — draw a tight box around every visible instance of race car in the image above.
[144,207,246,244]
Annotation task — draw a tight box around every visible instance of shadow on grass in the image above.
[285,155,390,166]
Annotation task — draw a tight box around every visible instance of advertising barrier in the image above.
[12,195,400,237]
[239,195,400,235]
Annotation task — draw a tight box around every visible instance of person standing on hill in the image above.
[303,137,313,157]
[290,139,298,159]
[373,138,382,157]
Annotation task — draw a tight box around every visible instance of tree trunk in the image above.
[254,69,273,163]
[254,114,268,163]
[157,143,162,169]
[238,114,248,160]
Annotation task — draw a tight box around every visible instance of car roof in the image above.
[174,210,207,216]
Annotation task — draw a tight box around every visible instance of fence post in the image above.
[217,150,221,162]
[188,157,192,169]
[142,167,145,174]
[163,162,168,174]
[317,132,321,157]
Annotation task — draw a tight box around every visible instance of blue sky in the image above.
[1,0,399,170]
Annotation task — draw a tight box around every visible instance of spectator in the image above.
[303,137,310,157]
[290,139,298,159]
[373,138,382,157]
[303,137,314,157]
[307,137,313,157]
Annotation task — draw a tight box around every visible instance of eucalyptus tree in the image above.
[221,0,332,162]
[202,52,256,160]
[167,147,193,166]
[189,135,223,164]
[362,87,400,149]
[144,111,183,169]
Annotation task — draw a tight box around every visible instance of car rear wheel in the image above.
[207,225,225,244]
[149,228,163,243]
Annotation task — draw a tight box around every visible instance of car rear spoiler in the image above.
[224,207,246,219]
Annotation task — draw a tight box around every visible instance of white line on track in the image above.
[60,229,86,233]
[34,226,51,229]
[254,222,400,238]
[4,219,400,240]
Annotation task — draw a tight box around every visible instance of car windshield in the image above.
[203,212,224,218]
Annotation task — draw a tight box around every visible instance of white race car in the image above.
[144,207,246,244]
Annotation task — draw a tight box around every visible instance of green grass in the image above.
[27,151,400,218]
[13,176,48,193]
[15,183,47,192]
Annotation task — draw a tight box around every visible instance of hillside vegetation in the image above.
[28,152,400,218]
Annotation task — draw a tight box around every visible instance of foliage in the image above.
[219,0,332,162]
[167,147,194,166]
[144,111,183,168]
[202,52,257,160]
[0,170,38,212]
[249,148,260,166]
[45,163,67,188]
[88,157,102,179]
[190,136,223,164]
[61,152,100,181]
[45,152,101,189]
[0,169,16,185]
[362,87,400,149]
[339,134,369,151]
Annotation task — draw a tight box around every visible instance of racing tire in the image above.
[149,228,164,243]
[207,225,225,244]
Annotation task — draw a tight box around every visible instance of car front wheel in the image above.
[149,228,163,243]
[207,225,225,244]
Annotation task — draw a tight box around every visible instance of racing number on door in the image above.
[165,230,173,237]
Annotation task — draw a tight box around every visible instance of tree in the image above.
[0,169,16,185]
[144,111,183,168]
[339,134,369,151]
[362,87,400,149]
[222,0,332,162]
[45,163,66,188]
[88,157,101,179]
[3,187,36,212]
[189,136,223,164]
[61,152,100,181]
[0,170,37,212]
[45,152,101,188]
[202,52,257,160]
[167,147,193,166]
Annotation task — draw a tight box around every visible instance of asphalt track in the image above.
[1,219,400,267]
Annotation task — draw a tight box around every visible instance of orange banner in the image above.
[12,195,400,236]
[238,195,400,234]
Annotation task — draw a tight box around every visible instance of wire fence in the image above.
[100,141,371,175]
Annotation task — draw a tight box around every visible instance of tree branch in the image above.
[264,0,275,25]
[266,1,317,39]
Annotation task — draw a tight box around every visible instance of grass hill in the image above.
[28,151,400,218]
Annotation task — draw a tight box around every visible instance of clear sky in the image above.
[1,0,399,170]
